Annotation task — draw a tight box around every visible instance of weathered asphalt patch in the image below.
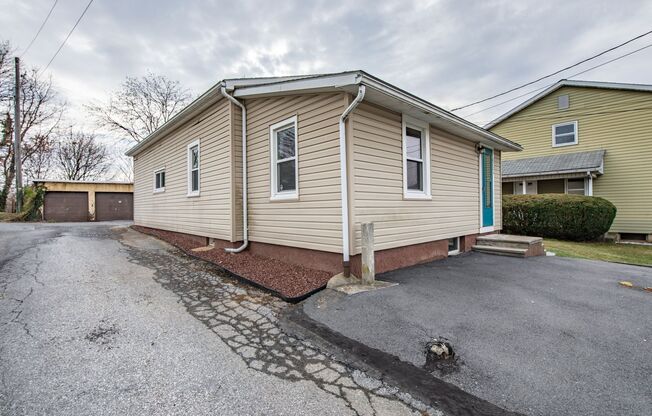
[119,227,438,415]
[281,306,522,416]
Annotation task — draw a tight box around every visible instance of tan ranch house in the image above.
[126,71,522,277]
[488,80,652,241]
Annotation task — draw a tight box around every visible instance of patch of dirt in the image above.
[132,226,332,299]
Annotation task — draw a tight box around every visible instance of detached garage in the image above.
[34,180,134,222]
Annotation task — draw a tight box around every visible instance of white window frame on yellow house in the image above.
[551,121,578,147]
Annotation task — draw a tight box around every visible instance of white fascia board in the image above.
[126,82,225,156]
[224,75,314,89]
[232,72,361,98]
[502,167,602,179]
[485,79,652,129]
[359,74,522,151]
[484,82,566,129]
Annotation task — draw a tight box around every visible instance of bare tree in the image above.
[23,133,55,180]
[113,152,133,182]
[0,41,65,210]
[55,130,110,181]
[87,72,192,143]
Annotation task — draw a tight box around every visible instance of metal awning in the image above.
[503,150,605,179]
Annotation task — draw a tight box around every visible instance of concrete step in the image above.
[476,234,543,250]
[472,245,528,257]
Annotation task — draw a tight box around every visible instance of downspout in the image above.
[339,85,366,276]
[220,86,248,253]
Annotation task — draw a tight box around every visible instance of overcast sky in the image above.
[2,0,652,136]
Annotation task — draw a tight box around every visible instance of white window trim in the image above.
[448,237,461,256]
[153,168,166,194]
[565,177,586,195]
[402,115,431,200]
[187,139,200,197]
[479,145,496,234]
[269,116,299,201]
[551,121,578,147]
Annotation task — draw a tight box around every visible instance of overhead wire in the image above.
[41,0,94,73]
[20,0,59,57]
[465,42,652,123]
[452,29,652,111]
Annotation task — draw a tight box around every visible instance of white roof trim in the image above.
[33,179,133,185]
[502,167,602,179]
[485,79,652,129]
[127,70,522,157]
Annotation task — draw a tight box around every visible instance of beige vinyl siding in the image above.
[494,150,502,229]
[350,102,488,254]
[133,98,233,240]
[492,86,652,233]
[244,93,346,253]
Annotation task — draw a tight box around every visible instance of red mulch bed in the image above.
[131,226,332,300]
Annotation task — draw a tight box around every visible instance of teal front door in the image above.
[481,148,494,228]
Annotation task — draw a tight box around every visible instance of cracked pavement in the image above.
[0,222,439,416]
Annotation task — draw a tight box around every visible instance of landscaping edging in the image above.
[130,225,329,302]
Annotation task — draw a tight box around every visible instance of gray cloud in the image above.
[3,0,652,129]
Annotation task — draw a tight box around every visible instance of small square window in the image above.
[154,169,165,192]
[552,121,578,147]
[557,94,569,110]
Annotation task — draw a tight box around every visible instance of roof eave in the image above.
[358,73,522,151]
[125,81,226,157]
[486,79,652,129]
[503,167,603,178]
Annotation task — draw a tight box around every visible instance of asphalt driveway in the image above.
[302,252,652,416]
[0,222,434,415]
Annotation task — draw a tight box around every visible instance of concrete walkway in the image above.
[302,252,652,416]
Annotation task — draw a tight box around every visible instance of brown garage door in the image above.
[95,192,133,221]
[44,192,89,222]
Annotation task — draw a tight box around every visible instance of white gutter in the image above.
[220,87,249,253]
[339,85,366,276]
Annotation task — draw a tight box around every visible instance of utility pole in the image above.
[13,57,22,213]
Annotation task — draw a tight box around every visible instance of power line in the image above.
[20,0,59,57]
[491,105,652,123]
[452,29,652,111]
[41,0,94,73]
[491,96,652,122]
[465,41,652,121]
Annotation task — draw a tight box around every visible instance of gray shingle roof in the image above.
[503,150,605,178]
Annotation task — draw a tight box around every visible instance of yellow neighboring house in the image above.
[487,80,652,242]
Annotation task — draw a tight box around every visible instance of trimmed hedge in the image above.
[502,194,616,241]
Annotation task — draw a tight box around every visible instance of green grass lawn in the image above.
[544,239,652,266]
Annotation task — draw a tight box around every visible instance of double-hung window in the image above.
[187,140,200,196]
[552,121,578,147]
[270,116,298,200]
[402,115,431,199]
[154,169,166,193]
